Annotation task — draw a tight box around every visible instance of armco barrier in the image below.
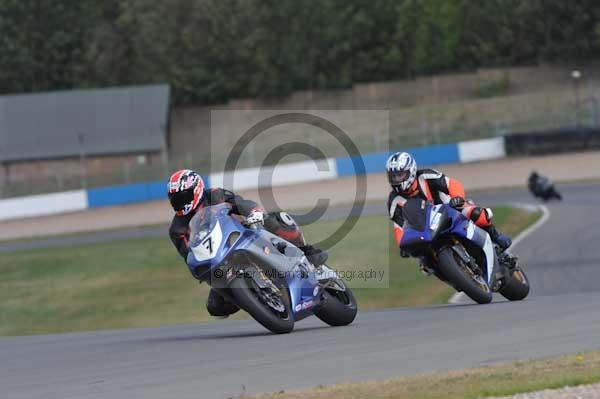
[504,128,600,156]
[335,143,461,177]
[208,159,337,191]
[0,190,87,221]
[1,137,506,220]
[457,137,506,163]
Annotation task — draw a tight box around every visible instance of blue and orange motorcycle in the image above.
[399,198,530,304]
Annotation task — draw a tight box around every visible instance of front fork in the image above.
[433,244,490,289]
[498,249,518,271]
[315,264,347,294]
[423,249,450,283]
[494,249,520,290]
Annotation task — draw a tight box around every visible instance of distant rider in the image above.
[167,169,327,318]
[385,152,512,267]
[528,171,562,201]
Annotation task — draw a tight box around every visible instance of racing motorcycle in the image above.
[399,198,530,304]
[528,172,562,202]
[186,203,357,334]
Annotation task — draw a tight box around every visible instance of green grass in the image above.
[0,206,539,336]
[250,350,600,399]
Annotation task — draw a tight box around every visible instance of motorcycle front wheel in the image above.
[437,247,493,304]
[230,268,294,334]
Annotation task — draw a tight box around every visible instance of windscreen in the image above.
[188,203,232,248]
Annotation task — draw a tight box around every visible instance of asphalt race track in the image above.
[2,184,600,399]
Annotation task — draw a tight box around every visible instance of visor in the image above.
[388,170,411,185]
[168,188,195,211]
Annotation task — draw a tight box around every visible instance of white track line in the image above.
[448,204,550,304]
[510,204,550,248]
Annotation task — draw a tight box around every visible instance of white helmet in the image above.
[386,152,417,192]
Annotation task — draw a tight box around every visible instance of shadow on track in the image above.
[137,324,334,343]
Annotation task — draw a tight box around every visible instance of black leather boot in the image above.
[299,245,328,266]
[206,288,240,318]
[487,226,512,251]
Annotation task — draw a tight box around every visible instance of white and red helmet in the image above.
[167,169,205,216]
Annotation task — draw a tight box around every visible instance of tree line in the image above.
[1,0,599,106]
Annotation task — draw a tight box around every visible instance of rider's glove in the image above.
[246,209,265,227]
[449,196,466,210]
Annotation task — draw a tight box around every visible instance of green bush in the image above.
[473,74,511,99]
[1,0,600,106]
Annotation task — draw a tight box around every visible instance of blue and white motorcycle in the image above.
[400,198,530,304]
[186,203,357,333]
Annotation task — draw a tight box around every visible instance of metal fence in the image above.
[0,76,598,199]
[180,79,600,173]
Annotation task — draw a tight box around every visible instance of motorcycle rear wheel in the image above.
[499,268,530,301]
[230,270,294,334]
[314,279,357,326]
[438,247,493,304]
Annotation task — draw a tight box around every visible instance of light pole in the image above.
[78,133,87,189]
[572,69,582,127]
[161,122,170,179]
[0,159,4,198]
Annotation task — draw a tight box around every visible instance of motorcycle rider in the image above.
[167,169,327,318]
[528,171,562,201]
[386,152,512,268]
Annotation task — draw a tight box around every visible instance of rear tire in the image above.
[499,268,530,301]
[438,247,493,304]
[230,273,294,334]
[314,280,357,326]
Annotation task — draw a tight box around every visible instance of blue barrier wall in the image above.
[82,140,493,209]
[335,143,460,177]
[87,181,166,208]
[2,136,507,219]
[87,175,211,208]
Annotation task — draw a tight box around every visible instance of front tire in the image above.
[229,272,294,334]
[314,279,357,326]
[499,268,530,301]
[438,247,493,304]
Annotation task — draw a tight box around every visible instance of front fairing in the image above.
[449,217,497,285]
[400,201,450,248]
[186,203,244,279]
[400,201,474,246]
[438,205,497,285]
[399,200,497,285]
[249,230,323,320]
[225,229,324,321]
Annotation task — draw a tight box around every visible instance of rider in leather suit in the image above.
[167,169,327,317]
[385,152,512,266]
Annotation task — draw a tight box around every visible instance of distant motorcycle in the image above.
[186,203,357,334]
[528,172,562,202]
[399,198,530,304]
